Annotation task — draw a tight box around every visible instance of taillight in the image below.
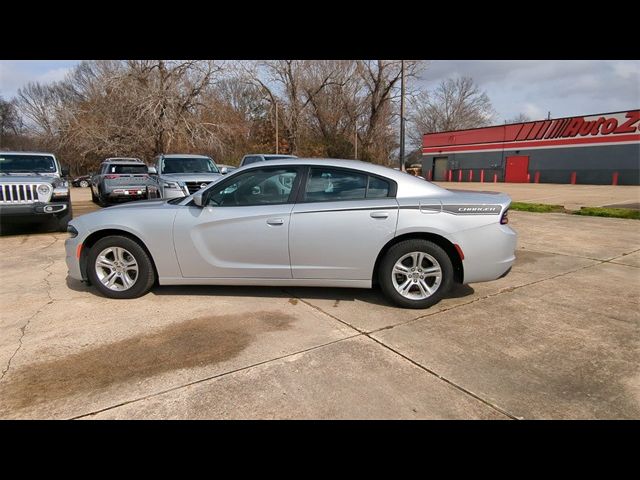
[500,208,509,224]
[105,174,120,179]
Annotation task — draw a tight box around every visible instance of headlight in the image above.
[37,184,52,196]
[163,181,180,189]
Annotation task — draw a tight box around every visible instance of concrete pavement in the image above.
[0,188,638,419]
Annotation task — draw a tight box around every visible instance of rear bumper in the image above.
[106,187,149,202]
[450,223,517,284]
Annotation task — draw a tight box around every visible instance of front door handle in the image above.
[370,211,389,219]
[266,218,284,226]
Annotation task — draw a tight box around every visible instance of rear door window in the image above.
[304,168,367,202]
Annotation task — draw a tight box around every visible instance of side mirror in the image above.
[148,166,157,175]
[193,191,204,207]
[220,167,228,175]
[61,166,70,177]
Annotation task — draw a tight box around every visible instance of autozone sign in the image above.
[422,109,640,154]
[552,111,639,138]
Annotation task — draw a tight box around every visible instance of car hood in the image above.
[160,173,222,183]
[0,173,61,185]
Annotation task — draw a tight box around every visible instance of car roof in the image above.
[243,154,297,158]
[0,151,56,156]
[159,154,213,159]
[238,158,440,190]
[102,157,144,163]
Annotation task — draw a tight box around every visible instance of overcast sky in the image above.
[1,60,638,123]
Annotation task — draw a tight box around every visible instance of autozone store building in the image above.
[421,109,640,185]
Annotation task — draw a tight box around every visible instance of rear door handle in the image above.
[266,218,284,226]
[370,211,389,219]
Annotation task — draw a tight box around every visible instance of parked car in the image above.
[151,154,223,199]
[72,175,91,188]
[65,158,516,308]
[90,158,157,206]
[239,154,297,167]
[216,164,237,174]
[0,151,72,232]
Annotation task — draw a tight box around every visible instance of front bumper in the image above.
[65,235,85,281]
[0,202,69,221]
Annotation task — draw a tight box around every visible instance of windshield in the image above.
[0,154,57,174]
[162,157,219,174]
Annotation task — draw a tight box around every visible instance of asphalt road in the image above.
[0,186,638,419]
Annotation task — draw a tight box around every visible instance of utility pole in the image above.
[399,60,406,172]
[354,120,358,159]
[275,101,279,154]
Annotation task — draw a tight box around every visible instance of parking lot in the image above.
[0,186,638,419]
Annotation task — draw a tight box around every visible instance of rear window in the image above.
[108,164,148,174]
[367,176,391,198]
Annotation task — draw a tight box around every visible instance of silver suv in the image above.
[0,151,72,232]
[239,154,297,167]
[152,154,225,199]
[90,158,157,206]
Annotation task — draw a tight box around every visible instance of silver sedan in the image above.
[65,159,517,308]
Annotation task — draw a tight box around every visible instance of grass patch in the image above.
[509,202,566,213]
[572,207,640,220]
[510,202,640,219]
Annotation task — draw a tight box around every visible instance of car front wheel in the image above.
[87,235,156,299]
[79,180,89,188]
[378,239,453,309]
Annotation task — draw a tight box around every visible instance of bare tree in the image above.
[0,96,22,143]
[505,113,531,123]
[408,76,495,148]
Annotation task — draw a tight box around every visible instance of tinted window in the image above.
[162,157,218,174]
[0,154,56,173]
[108,164,148,174]
[207,168,297,206]
[305,168,367,202]
[367,176,390,198]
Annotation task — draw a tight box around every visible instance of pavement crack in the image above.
[0,304,47,382]
[283,290,518,419]
[1,258,57,382]
[366,335,519,420]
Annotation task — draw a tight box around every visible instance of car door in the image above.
[289,166,399,280]
[173,166,301,278]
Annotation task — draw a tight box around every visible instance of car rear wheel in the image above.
[87,235,156,299]
[378,239,453,309]
[79,180,89,188]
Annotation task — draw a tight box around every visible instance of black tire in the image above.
[86,235,156,299]
[91,187,98,203]
[97,188,108,207]
[55,203,73,232]
[378,239,453,309]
